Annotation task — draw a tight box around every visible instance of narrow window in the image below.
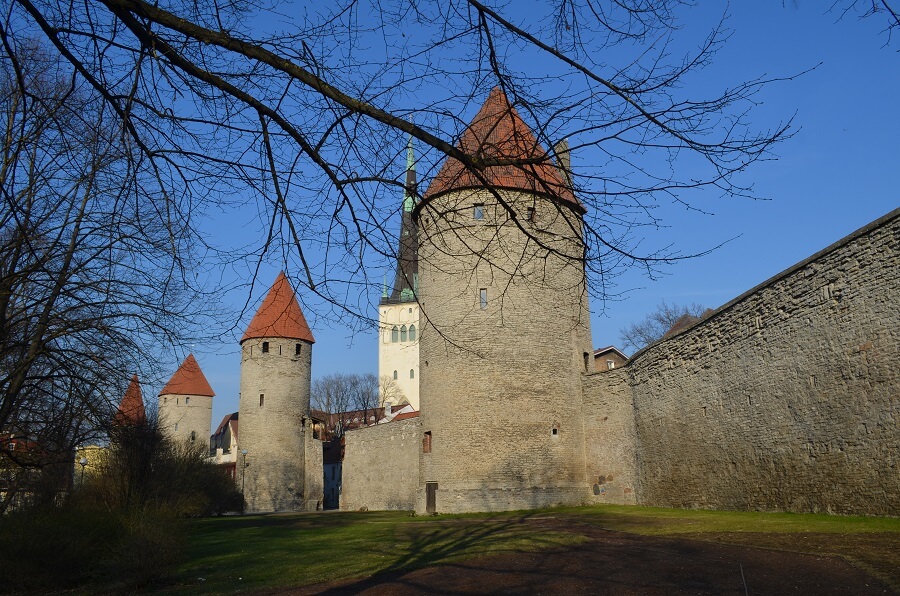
[423,431,432,453]
[583,352,590,371]
[410,369,415,379]
[174,423,179,431]
[473,203,484,220]
[262,341,270,353]
[190,431,196,442]
[163,397,167,404]
[393,370,398,380]
[526,207,535,222]
[391,326,399,343]
[479,288,488,310]
[409,324,417,341]
[607,360,615,370]
[295,343,302,355]
[185,397,190,405]
[259,393,265,407]
[400,325,408,342]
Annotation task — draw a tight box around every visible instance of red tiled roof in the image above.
[241,272,315,344]
[159,354,215,397]
[392,411,420,421]
[422,87,581,211]
[114,374,146,426]
[213,412,238,437]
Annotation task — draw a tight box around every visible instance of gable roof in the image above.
[212,412,238,438]
[422,87,582,212]
[159,354,215,397]
[241,272,315,344]
[114,374,146,426]
[593,346,629,361]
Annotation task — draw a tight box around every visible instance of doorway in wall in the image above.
[425,482,438,514]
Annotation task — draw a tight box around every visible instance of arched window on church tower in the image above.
[400,325,408,342]
[409,324,417,341]
[391,326,399,342]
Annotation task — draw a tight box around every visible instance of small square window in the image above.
[479,288,488,310]
[473,204,484,220]
[607,360,615,370]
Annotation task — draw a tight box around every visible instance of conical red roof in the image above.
[241,272,315,344]
[114,374,146,426]
[159,354,215,397]
[423,87,581,211]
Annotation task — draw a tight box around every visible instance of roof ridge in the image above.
[159,353,215,397]
[241,272,315,344]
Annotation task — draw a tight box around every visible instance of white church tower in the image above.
[378,137,420,410]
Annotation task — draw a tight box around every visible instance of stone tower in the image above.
[158,354,215,449]
[415,88,593,513]
[237,272,322,512]
[379,136,420,409]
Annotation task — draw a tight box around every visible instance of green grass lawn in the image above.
[168,506,900,594]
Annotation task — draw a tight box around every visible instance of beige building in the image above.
[379,138,421,409]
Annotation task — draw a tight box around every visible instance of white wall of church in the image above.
[378,302,420,409]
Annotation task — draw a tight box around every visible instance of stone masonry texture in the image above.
[342,417,421,511]
[416,188,594,513]
[237,337,322,512]
[626,210,899,515]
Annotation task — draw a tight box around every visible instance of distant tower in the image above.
[415,88,593,513]
[237,272,322,512]
[114,374,146,426]
[158,354,215,449]
[379,136,420,409]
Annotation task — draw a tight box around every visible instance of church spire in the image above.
[383,136,419,304]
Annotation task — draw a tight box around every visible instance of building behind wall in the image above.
[379,137,421,410]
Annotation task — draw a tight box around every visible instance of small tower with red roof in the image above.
[237,272,322,512]
[158,354,215,449]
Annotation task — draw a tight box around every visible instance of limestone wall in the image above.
[582,368,638,504]
[341,417,420,511]
[629,210,899,515]
[417,189,593,513]
[158,393,213,450]
[237,337,314,512]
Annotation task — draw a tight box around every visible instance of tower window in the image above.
[190,431,196,442]
[174,423,178,431]
[409,324,417,341]
[410,369,415,379]
[527,207,535,222]
[473,204,484,220]
[400,325,408,342]
[479,288,488,310]
[259,394,265,407]
[393,370,398,380]
[185,397,190,405]
[423,431,432,453]
[262,341,270,353]
[295,343,302,355]
[391,326,399,343]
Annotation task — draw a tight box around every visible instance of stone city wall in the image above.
[582,368,639,504]
[628,210,899,515]
[341,417,421,511]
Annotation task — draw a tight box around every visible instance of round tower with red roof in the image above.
[237,272,322,512]
[158,354,215,449]
[414,87,593,513]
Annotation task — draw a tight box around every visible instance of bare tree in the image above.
[829,1,900,46]
[311,373,383,438]
[619,301,707,353]
[379,375,407,408]
[3,0,793,332]
[0,38,213,499]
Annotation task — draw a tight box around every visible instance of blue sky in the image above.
[144,3,898,427]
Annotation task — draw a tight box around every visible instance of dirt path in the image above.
[291,522,895,595]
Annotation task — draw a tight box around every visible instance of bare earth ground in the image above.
[285,518,897,596]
